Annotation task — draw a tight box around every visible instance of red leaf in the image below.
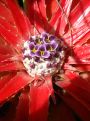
[0,42,15,55]
[15,91,30,121]
[7,0,31,40]
[29,76,52,121]
[0,73,15,89]
[0,17,22,49]
[74,44,90,59]
[57,101,76,121]
[0,16,18,34]
[0,72,32,103]
[59,0,73,35]
[0,1,15,26]
[64,25,90,46]
[66,72,90,93]
[67,56,90,64]
[64,63,90,72]
[49,101,76,121]
[37,0,46,20]
[56,71,90,121]
[66,44,90,64]
[74,31,90,46]
[57,80,90,108]
[0,62,24,72]
[46,0,58,19]
[59,92,90,121]
[49,0,73,35]
[69,0,90,27]
[0,1,22,49]
[25,0,51,34]
[0,0,31,50]
[74,64,90,72]
[0,53,21,63]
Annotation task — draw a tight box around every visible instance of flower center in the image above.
[22,33,65,77]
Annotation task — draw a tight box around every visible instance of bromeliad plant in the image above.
[0,0,90,121]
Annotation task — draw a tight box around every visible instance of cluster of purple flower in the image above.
[23,33,65,76]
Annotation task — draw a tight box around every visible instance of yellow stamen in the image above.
[40,51,44,56]
[48,46,53,51]
[32,48,37,53]
[46,37,50,42]
[37,39,42,44]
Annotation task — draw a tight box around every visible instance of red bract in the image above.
[0,0,90,121]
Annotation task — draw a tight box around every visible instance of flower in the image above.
[0,0,90,121]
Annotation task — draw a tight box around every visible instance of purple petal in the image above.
[42,33,50,43]
[29,42,35,50]
[36,51,41,57]
[39,45,46,51]
[42,32,48,39]
[49,35,55,41]
[35,38,44,45]
[36,50,50,58]
[30,51,36,57]
[42,51,50,58]
[51,41,58,50]
[34,57,40,62]
[29,37,34,42]
[46,44,51,51]
[46,44,55,51]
